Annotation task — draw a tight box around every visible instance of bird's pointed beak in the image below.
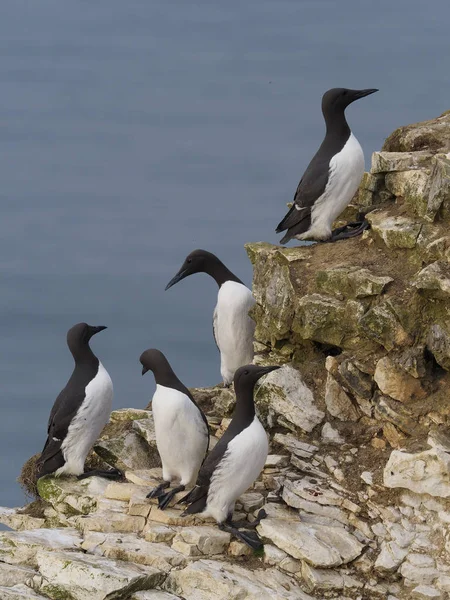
[142,365,149,376]
[353,88,378,100]
[165,268,189,291]
[256,365,280,379]
[91,325,107,335]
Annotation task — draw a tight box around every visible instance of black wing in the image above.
[276,158,330,237]
[181,415,252,515]
[36,387,85,477]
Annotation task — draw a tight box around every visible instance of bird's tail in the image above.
[36,437,65,478]
[275,205,296,233]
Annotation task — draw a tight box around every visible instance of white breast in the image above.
[58,362,113,476]
[152,384,209,486]
[204,416,268,523]
[214,281,256,385]
[305,133,365,241]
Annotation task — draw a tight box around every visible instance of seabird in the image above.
[276,87,378,244]
[165,249,255,386]
[37,322,120,481]
[140,348,209,510]
[180,363,279,549]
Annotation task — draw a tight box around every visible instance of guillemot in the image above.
[140,349,209,510]
[276,87,378,244]
[37,323,120,481]
[165,249,255,386]
[180,363,279,550]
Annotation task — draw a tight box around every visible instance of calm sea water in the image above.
[1,0,449,507]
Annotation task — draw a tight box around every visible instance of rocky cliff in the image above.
[2,111,450,599]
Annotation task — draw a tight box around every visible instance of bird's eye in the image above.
[187,258,192,264]
[244,370,249,375]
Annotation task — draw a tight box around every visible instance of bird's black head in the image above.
[165,249,220,290]
[140,348,170,376]
[66,322,107,357]
[322,87,378,114]
[233,364,280,394]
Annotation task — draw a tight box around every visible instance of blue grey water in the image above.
[0,0,449,507]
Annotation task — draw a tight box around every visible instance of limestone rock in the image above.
[37,475,109,516]
[125,469,162,487]
[375,395,417,435]
[246,242,301,340]
[429,154,450,218]
[294,294,364,349]
[371,150,433,173]
[81,531,186,571]
[359,302,410,351]
[110,408,151,422]
[143,523,176,543]
[190,385,236,416]
[0,507,45,531]
[256,364,324,432]
[147,505,214,527]
[367,211,422,249]
[411,586,443,599]
[325,373,360,421]
[423,235,450,262]
[0,585,49,599]
[74,509,146,534]
[427,324,450,370]
[273,433,318,458]
[238,492,265,512]
[374,541,408,572]
[165,558,310,600]
[94,430,159,472]
[301,562,344,591]
[358,171,387,206]
[172,526,230,556]
[257,514,363,567]
[321,422,345,444]
[374,356,426,402]
[35,548,164,600]
[131,593,181,600]
[384,448,450,497]
[385,170,430,217]
[315,265,393,299]
[0,563,37,587]
[0,528,82,567]
[414,261,450,298]
[382,110,450,154]
[133,417,157,447]
[104,482,150,503]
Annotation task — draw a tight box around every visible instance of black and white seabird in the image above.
[37,323,120,481]
[165,249,256,386]
[276,87,378,244]
[180,364,279,550]
[140,349,209,510]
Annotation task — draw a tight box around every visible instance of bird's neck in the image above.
[233,386,256,423]
[323,108,351,141]
[206,261,243,288]
[154,363,188,394]
[71,344,98,366]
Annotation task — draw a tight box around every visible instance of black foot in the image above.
[77,468,123,481]
[157,485,185,510]
[328,219,370,242]
[147,481,170,499]
[219,522,264,551]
